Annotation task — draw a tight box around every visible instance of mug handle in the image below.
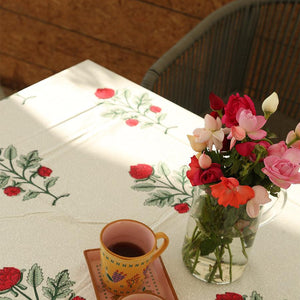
[260,189,287,227]
[150,232,169,262]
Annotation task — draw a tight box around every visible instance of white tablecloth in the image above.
[1,60,299,300]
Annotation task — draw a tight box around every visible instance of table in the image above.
[1,60,299,300]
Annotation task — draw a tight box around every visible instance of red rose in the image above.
[216,292,243,300]
[174,203,189,213]
[187,156,223,186]
[129,164,153,179]
[0,267,21,291]
[200,164,223,184]
[95,88,115,99]
[37,166,52,177]
[209,92,225,111]
[209,111,219,119]
[126,119,139,127]
[71,297,86,300]
[150,105,162,113]
[222,93,256,127]
[4,186,21,197]
[235,141,270,162]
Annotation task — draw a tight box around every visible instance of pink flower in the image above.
[95,88,115,99]
[227,126,246,149]
[198,153,212,169]
[222,93,256,127]
[126,119,139,126]
[286,122,300,149]
[246,185,271,218]
[129,164,153,179]
[193,114,224,150]
[262,148,300,188]
[174,203,190,213]
[236,109,267,140]
[267,141,288,157]
[150,105,162,113]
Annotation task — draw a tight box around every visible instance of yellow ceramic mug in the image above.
[100,219,169,296]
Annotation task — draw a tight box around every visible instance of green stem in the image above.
[12,286,33,300]
[208,244,225,283]
[227,243,233,282]
[191,247,200,274]
[240,236,248,259]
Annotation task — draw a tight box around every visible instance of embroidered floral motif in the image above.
[129,162,193,212]
[126,274,140,288]
[95,88,177,134]
[0,264,84,300]
[106,270,127,283]
[0,145,69,206]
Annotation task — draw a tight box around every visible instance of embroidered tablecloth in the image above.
[1,60,299,300]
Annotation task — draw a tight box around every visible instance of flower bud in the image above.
[198,153,212,169]
[187,135,207,152]
[209,92,225,111]
[262,92,279,119]
[295,122,300,137]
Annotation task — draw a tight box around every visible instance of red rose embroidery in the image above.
[129,164,153,179]
[71,297,86,300]
[37,166,52,177]
[150,105,162,113]
[0,267,21,291]
[216,292,244,300]
[4,186,21,197]
[222,93,256,127]
[186,156,223,186]
[95,88,115,99]
[174,203,189,213]
[126,119,139,127]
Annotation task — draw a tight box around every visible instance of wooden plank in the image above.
[0,9,156,87]
[0,54,54,90]
[143,0,234,19]
[0,0,200,57]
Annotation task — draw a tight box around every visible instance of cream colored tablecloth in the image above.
[1,60,299,300]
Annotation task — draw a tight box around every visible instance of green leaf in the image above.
[199,238,220,256]
[44,177,58,189]
[124,89,131,99]
[4,145,17,160]
[223,207,239,229]
[0,297,13,300]
[0,173,10,188]
[140,122,154,129]
[144,190,175,207]
[157,162,170,177]
[23,190,40,201]
[17,150,42,169]
[131,182,156,192]
[157,113,167,122]
[42,270,75,300]
[27,263,44,287]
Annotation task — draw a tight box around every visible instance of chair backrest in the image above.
[141,0,300,122]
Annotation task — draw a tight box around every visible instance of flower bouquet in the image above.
[182,92,300,284]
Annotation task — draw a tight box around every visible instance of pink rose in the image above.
[174,203,190,213]
[129,164,153,179]
[222,93,256,127]
[95,88,115,99]
[262,148,300,188]
[267,141,288,157]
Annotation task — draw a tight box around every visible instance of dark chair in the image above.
[141,0,300,138]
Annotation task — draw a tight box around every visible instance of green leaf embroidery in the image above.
[42,270,75,300]
[23,190,40,201]
[131,182,156,192]
[4,145,17,160]
[27,263,44,287]
[17,150,42,169]
[157,162,170,177]
[144,190,175,207]
[44,177,59,189]
[0,172,10,188]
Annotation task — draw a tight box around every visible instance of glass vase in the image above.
[182,184,286,284]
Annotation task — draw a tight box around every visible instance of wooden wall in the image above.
[0,0,233,91]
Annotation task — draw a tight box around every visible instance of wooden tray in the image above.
[84,248,178,300]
